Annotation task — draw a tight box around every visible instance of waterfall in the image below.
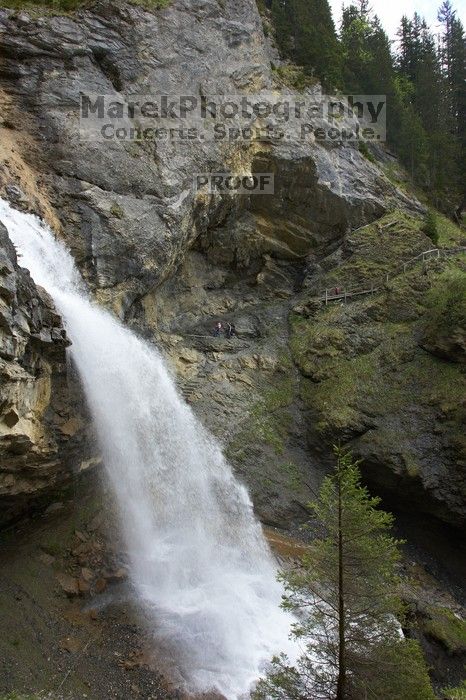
[0,199,297,699]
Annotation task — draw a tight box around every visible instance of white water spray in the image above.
[1,200,297,699]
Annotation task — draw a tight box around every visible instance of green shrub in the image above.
[272,64,318,91]
[422,268,466,357]
[423,606,466,654]
[359,140,375,163]
[110,202,125,219]
[422,209,439,245]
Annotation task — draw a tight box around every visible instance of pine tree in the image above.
[253,449,435,700]
[397,15,415,79]
[423,209,439,244]
[435,3,465,205]
[340,4,372,93]
[438,1,456,86]
[271,0,342,88]
[392,7,464,200]
[268,0,464,206]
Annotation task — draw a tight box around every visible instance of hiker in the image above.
[213,321,223,337]
[225,322,236,339]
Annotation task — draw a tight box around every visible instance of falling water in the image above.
[1,199,297,699]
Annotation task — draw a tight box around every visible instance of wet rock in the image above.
[105,567,128,583]
[44,502,64,515]
[72,541,93,557]
[56,572,80,597]
[88,512,104,532]
[59,636,83,654]
[81,567,94,582]
[78,577,91,594]
[5,183,26,204]
[94,577,107,594]
[0,219,94,525]
[38,552,55,566]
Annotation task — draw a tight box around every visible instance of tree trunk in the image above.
[336,468,346,700]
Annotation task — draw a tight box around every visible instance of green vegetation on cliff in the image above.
[264,0,465,210]
[288,212,466,523]
[1,0,169,12]
[269,0,341,88]
[424,607,466,654]
[422,268,466,361]
[443,680,466,699]
[228,375,295,457]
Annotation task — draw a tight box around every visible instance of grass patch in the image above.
[260,376,295,411]
[301,351,382,435]
[1,0,85,11]
[110,202,125,220]
[421,266,466,360]
[290,310,346,378]
[430,266,466,317]
[443,680,466,700]
[129,0,170,8]
[228,377,296,458]
[318,211,430,292]
[299,328,465,436]
[278,461,302,491]
[300,210,464,331]
[436,212,465,247]
[381,161,429,205]
[291,276,465,441]
[358,141,375,163]
[272,64,318,92]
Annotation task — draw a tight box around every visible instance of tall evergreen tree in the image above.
[268,0,464,207]
[438,1,456,85]
[397,15,416,79]
[271,0,342,87]
[340,5,404,146]
[253,449,435,700]
[436,2,465,204]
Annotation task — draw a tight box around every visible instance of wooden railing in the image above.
[320,246,466,305]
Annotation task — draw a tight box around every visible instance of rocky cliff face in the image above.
[0,0,412,310]
[0,220,93,525]
[0,0,463,534]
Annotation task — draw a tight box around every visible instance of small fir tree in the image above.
[253,448,435,700]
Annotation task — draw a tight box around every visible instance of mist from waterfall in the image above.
[1,199,297,699]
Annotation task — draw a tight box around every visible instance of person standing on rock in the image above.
[213,321,223,337]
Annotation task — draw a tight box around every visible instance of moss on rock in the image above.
[289,220,466,526]
[423,607,466,654]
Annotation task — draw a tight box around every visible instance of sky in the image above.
[329,0,466,40]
